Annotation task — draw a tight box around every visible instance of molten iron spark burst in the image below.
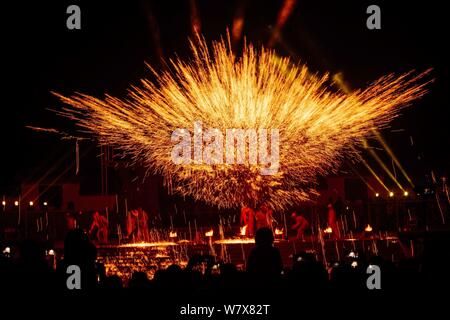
[54,36,430,211]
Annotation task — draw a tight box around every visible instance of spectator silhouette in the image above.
[288,252,328,291]
[219,263,244,291]
[247,228,283,286]
[58,228,98,290]
[128,271,151,289]
[102,275,123,289]
[14,240,56,290]
[329,262,365,292]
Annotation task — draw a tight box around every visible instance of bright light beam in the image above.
[373,130,415,188]
[363,140,405,192]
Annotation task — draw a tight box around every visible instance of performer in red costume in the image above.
[89,211,108,243]
[127,208,150,241]
[137,207,150,242]
[126,209,139,241]
[327,202,340,238]
[240,206,255,237]
[255,207,268,231]
[255,203,274,231]
[291,212,309,239]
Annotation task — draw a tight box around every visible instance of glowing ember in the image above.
[274,228,283,235]
[116,241,178,248]
[365,224,373,232]
[205,229,214,237]
[240,225,247,236]
[169,231,178,238]
[214,238,255,244]
[324,227,333,234]
[55,36,430,210]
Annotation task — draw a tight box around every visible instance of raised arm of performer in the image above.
[291,212,301,230]
[89,212,99,235]
[240,207,248,225]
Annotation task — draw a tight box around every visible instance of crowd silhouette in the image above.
[1,227,450,296]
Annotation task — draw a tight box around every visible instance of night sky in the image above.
[2,0,449,195]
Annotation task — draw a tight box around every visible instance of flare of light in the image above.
[143,3,164,63]
[373,130,415,188]
[232,3,246,49]
[332,72,352,93]
[361,159,390,192]
[189,0,201,36]
[54,36,430,211]
[169,231,177,238]
[205,229,214,237]
[25,126,59,134]
[347,163,376,193]
[363,140,405,192]
[334,72,415,190]
[274,228,284,235]
[240,225,247,236]
[365,224,373,232]
[324,227,332,234]
[116,242,177,248]
[268,0,298,48]
[214,238,255,244]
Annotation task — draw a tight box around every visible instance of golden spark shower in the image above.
[54,36,430,211]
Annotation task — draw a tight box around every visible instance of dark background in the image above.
[1,0,449,195]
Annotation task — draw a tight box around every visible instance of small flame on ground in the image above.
[274,228,283,235]
[169,231,177,238]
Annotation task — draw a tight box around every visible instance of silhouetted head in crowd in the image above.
[247,228,283,282]
[7,240,55,289]
[166,263,182,273]
[329,261,365,292]
[64,228,97,266]
[255,227,274,247]
[103,275,123,289]
[290,251,328,290]
[220,263,237,276]
[19,239,46,267]
[128,271,150,289]
[59,229,99,289]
